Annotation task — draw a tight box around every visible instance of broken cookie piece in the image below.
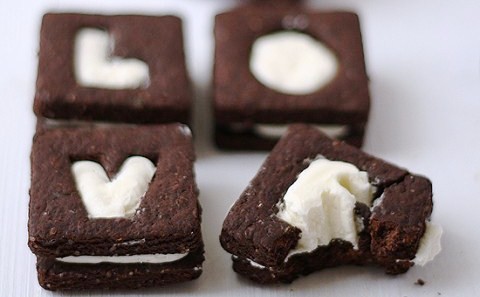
[28,124,203,290]
[220,124,441,283]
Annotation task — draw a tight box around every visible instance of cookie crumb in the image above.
[415,278,425,286]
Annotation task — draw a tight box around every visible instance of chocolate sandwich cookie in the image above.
[34,13,191,124]
[214,3,370,150]
[220,124,442,283]
[28,124,204,290]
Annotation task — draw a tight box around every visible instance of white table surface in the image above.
[1,0,480,296]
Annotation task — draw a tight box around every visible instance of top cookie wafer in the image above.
[29,124,202,258]
[34,13,191,124]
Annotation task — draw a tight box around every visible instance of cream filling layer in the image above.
[74,28,150,89]
[57,253,188,264]
[412,222,443,266]
[254,124,348,139]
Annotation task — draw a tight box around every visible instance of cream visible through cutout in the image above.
[250,31,338,95]
[74,28,150,89]
[71,156,156,218]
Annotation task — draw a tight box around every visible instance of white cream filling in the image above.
[40,120,191,140]
[254,124,349,140]
[74,28,150,89]
[57,253,188,264]
[71,156,156,219]
[246,258,266,269]
[232,255,267,270]
[277,157,374,256]
[116,239,146,246]
[372,196,442,266]
[250,31,338,95]
[413,222,443,266]
[178,124,192,136]
[39,118,130,128]
[371,193,385,210]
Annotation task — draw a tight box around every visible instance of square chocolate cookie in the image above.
[214,3,370,150]
[34,13,191,124]
[220,124,441,283]
[28,124,203,290]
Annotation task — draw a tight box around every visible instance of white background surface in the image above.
[1,0,480,296]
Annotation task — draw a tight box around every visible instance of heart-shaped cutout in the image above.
[74,28,150,89]
[71,156,156,219]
